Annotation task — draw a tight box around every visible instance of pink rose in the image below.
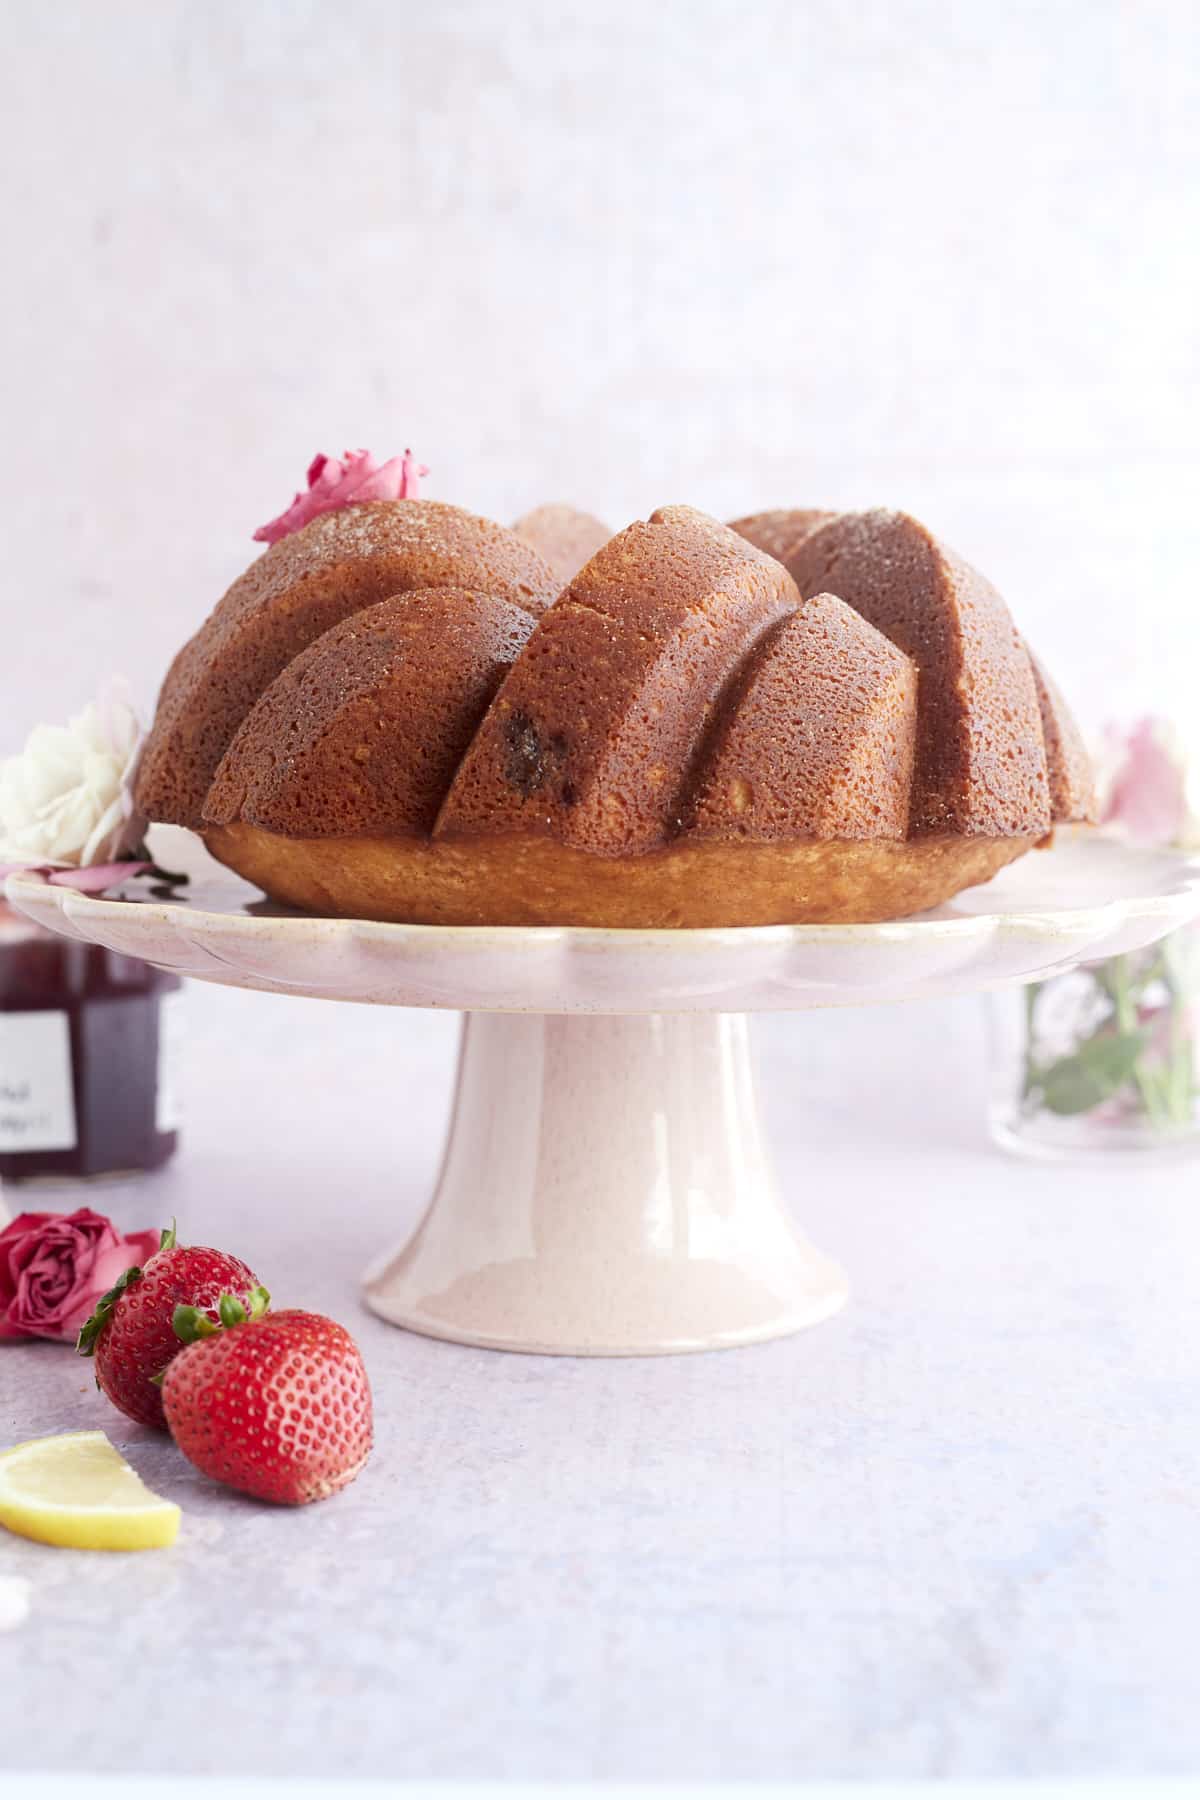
[1100,718,1189,847]
[253,448,430,546]
[0,1208,159,1345]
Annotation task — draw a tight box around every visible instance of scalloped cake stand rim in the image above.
[5,830,1200,1019]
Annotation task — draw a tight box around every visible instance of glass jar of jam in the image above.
[0,902,182,1185]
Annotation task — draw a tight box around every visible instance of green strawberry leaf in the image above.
[75,1264,143,1357]
[172,1286,271,1345]
[172,1303,220,1345]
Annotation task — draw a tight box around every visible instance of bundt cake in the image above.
[512,503,612,584]
[135,480,1093,928]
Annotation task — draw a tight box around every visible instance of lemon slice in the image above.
[0,1430,181,1551]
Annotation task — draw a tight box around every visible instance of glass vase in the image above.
[989,924,1200,1160]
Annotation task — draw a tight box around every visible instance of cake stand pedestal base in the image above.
[15,832,1199,1357]
[363,1010,848,1355]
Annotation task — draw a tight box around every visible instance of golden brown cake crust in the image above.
[762,508,1053,838]
[140,496,1094,929]
[203,589,535,838]
[512,504,612,584]
[1028,650,1097,823]
[684,595,918,841]
[135,500,560,829]
[729,508,836,570]
[205,820,1036,929]
[436,506,799,855]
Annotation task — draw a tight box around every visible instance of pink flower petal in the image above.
[401,448,429,498]
[343,456,406,502]
[46,861,152,892]
[86,1230,159,1302]
[252,448,429,545]
[1101,717,1187,847]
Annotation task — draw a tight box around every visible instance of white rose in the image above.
[0,685,146,868]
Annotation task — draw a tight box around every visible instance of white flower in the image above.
[0,683,146,868]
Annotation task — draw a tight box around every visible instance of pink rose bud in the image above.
[253,448,430,546]
[0,1209,160,1345]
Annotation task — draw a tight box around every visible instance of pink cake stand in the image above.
[8,832,1199,1357]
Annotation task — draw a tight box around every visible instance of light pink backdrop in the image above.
[3,0,1199,741]
[6,8,1200,1780]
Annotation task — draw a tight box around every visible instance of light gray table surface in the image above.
[2,976,1198,1782]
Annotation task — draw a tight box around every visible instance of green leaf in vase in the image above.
[1033,1031,1148,1116]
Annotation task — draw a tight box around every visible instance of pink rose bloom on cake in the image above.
[253,448,430,546]
[0,1209,160,1344]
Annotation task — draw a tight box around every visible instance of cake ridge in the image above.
[204,586,537,840]
[135,498,562,829]
[679,592,920,843]
[433,506,800,856]
[731,505,1089,839]
[667,604,801,837]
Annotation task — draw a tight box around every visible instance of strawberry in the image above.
[161,1304,373,1506]
[76,1224,267,1430]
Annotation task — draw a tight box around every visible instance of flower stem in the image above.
[1162,942,1196,1129]
[1107,952,1165,1130]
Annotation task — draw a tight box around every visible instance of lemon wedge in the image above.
[0,1430,181,1550]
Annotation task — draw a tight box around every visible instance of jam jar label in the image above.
[0,1011,78,1152]
[156,989,185,1135]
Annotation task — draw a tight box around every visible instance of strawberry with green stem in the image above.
[77,1224,266,1429]
[162,1302,373,1505]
